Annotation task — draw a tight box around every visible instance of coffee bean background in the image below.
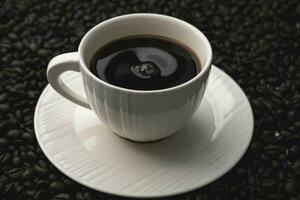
[0,0,299,199]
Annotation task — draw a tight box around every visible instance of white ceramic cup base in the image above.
[35,66,253,198]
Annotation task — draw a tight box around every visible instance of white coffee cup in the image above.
[47,13,212,142]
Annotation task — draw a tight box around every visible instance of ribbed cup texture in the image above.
[83,67,210,142]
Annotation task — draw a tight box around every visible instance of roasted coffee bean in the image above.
[0,104,10,112]
[50,181,65,192]
[37,159,49,168]
[35,180,48,189]
[0,93,8,102]
[288,145,300,160]
[25,190,37,198]
[278,153,287,161]
[287,111,297,121]
[292,159,300,176]
[0,153,11,164]
[250,141,262,152]
[261,179,276,188]
[37,49,49,57]
[294,120,300,128]
[6,129,22,139]
[272,160,280,168]
[62,178,76,189]
[24,181,33,188]
[15,185,23,193]
[3,182,16,196]
[5,168,23,179]
[34,165,48,176]
[18,145,27,152]
[54,193,70,199]
[281,130,292,137]
[0,138,9,148]
[285,135,300,145]
[34,189,47,200]
[23,37,40,52]
[258,167,273,178]
[285,179,298,194]
[264,145,284,156]
[22,132,35,143]
[75,192,84,200]
[83,192,93,200]
[7,145,16,151]
[22,169,35,180]
[11,157,21,167]
[22,151,37,161]
[7,117,18,126]
[236,167,248,177]
[49,174,57,180]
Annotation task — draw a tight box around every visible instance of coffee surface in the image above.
[90,36,199,90]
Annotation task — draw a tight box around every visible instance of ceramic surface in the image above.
[35,66,253,198]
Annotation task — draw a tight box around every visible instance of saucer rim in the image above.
[34,65,254,198]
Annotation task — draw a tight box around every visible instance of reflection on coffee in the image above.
[90,36,200,90]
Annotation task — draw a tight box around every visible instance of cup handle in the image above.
[47,52,91,109]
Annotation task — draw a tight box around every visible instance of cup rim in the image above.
[78,13,212,94]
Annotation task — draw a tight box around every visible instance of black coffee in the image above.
[90,36,199,90]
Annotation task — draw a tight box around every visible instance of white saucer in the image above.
[34,66,253,198]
